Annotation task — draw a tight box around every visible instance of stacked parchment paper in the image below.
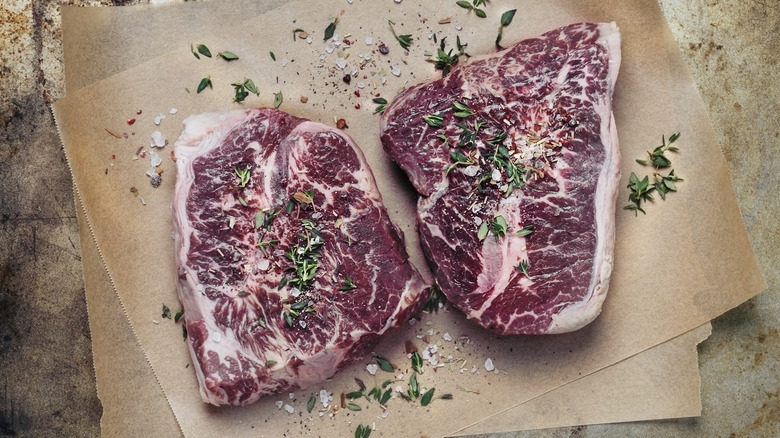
[54,0,765,436]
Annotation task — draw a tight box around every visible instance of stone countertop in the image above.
[0,1,777,436]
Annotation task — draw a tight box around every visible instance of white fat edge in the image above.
[173,109,256,325]
[547,25,622,333]
[468,196,531,320]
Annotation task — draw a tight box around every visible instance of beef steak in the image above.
[380,22,621,335]
[173,108,428,406]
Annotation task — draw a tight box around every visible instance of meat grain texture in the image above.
[173,108,428,406]
[380,22,622,335]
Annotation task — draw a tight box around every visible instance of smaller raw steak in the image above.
[380,22,621,335]
[173,108,428,406]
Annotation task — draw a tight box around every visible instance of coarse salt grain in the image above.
[390,65,401,76]
[366,364,379,375]
[154,113,165,125]
[319,389,331,407]
[335,58,348,69]
[484,358,495,372]
[275,401,284,409]
[443,332,452,342]
[169,108,178,114]
[258,259,270,271]
[284,404,294,414]
[365,37,373,45]
[150,131,166,147]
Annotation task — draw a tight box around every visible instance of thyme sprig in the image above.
[372,97,388,114]
[234,166,251,188]
[624,133,684,215]
[496,9,517,50]
[456,0,487,18]
[388,20,413,50]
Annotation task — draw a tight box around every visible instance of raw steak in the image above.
[380,22,621,335]
[173,108,428,406]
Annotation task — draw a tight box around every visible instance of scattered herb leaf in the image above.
[293,28,305,41]
[174,309,184,323]
[496,9,517,50]
[624,133,684,215]
[196,76,213,94]
[373,97,388,114]
[273,90,284,108]
[411,351,423,373]
[346,402,362,411]
[218,51,239,61]
[388,20,413,50]
[307,396,316,413]
[355,424,372,438]
[423,113,445,127]
[162,304,172,319]
[424,284,447,313]
[517,260,530,277]
[375,356,394,372]
[421,388,435,406]
[515,225,534,237]
[340,275,357,291]
[324,18,338,40]
[270,51,276,61]
[235,167,251,188]
[196,44,212,58]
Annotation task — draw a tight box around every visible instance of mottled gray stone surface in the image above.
[1,1,777,437]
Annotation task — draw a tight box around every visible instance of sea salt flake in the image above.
[366,364,379,375]
[258,259,270,271]
[484,358,495,372]
[463,165,479,177]
[390,65,401,76]
[154,113,166,125]
[275,401,284,409]
[365,37,373,45]
[284,404,295,414]
[169,108,178,114]
[443,332,452,342]
[335,58,348,69]
[319,389,332,407]
[150,131,166,147]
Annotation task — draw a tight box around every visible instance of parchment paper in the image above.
[64,1,714,436]
[55,0,765,436]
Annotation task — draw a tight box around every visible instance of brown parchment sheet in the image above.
[54,0,766,436]
[63,2,717,436]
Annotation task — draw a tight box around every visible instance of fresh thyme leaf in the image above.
[266,360,277,367]
[388,20,413,50]
[420,388,435,406]
[486,214,508,239]
[411,351,424,373]
[307,396,316,413]
[517,261,529,277]
[196,76,212,94]
[407,372,420,400]
[423,113,445,127]
[346,390,364,399]
[340,275,357,291]
[235,167,251,188]
[355,377,367,392]
[196,44,212,58]
[515,225,534,237]
[424,284,447,313]
[452,100,474,118]
[375,356,394,372]
[354,424,372,438]
[474,8,487,18]
[162,304,172,319]
[472,0,487,6]
[244,78,259,95]
[456,0,473,10]
[270,51,276,61]
[380,387,393,405]
[440,393,454,400]
[346,402,362,411]
[477,221,489,240]
[218,51,239,61]
[324,18,338,40]
[174,309,184,323]
[500,9,517,26]
[293,28,305,41]
[496,9,517,49]
[273,90,284,108]
[372,97,388,114]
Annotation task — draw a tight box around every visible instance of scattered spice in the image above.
[105,128,122,139]
[126,118,136,125]
[336,118,348,129]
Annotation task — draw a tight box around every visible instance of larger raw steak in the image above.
[173,108,428,406]
[380,22,621,335]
